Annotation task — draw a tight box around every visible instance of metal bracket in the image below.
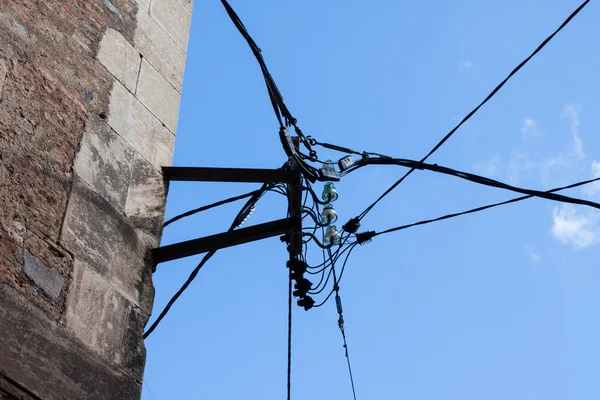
[152,166,303,269]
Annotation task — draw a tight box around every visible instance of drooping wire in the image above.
[374,176,600,238]
[143,182,274,339]
[287,257,293,400]
[164,186,278,227]
[354,157,600,210]
[357,0,591,220]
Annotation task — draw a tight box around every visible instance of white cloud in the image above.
[473,154,502,177]
[525,246,541,264]
[550,205,599,249]
[458,60,473,71]
[562,104,584,159]
[583,161,600,198]
[520,118,543,139]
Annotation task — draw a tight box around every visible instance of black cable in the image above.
[144,183,273,339]
[164,188,267,227]
[287,258,293,400]
[357,157,600,210]
[357,0,591,220]
[375,176,600,237]
[340,327,358,400]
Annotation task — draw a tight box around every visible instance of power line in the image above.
[352,157,600,210]
[373,176,600,238]
[144,183,274,339]
[356,0,592,220]
[287,264,293,400]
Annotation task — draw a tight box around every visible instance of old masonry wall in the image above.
[0,0,193,398]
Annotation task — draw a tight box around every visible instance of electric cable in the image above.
[164,187,273,227]
[356,0,591,220]
[353,157,600,210]
[143,183,273,339]
[373,176,600,238]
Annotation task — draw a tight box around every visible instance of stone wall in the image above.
[0,0,192,398]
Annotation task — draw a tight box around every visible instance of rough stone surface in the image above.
[66,260,129,364]
[107,80,175,167]
[97,28,142,92]
[0,59,7,100]
[23,250,64,300]
[150,0,191,50]
[181,0,194,13]
[136,59,180,132]
[135,8,186,90]
[74,115,136,211]
[0,284,141,400]
[126,154,167,237]
[0,0,189,396]
[121,305,150,379]
[61,179,154,313]
[135,0,151,12]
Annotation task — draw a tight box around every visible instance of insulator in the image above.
[321,182,338,202]
[321,204,338,225]
[324,225,340,246]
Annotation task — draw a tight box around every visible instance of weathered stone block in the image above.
[134,8,186,91]
[74,115,135,211]
[0,284,141,399]
[0,59,7,100]
[23,250,64,300]
[136,59,180,133]
[97,28,142,92]
[66,260,129,364]
[121,305,150,379]
[125,154,166,237]
[60,179,154,313]
[107,81,175,169]
[150,0,192,50]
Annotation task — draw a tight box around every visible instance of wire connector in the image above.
[356,231,375,245]
[342,217,361,234]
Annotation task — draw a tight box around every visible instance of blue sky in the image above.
[143,1,600,399]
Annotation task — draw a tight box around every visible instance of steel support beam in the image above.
[162,166,300,184]
[152,217,301,265]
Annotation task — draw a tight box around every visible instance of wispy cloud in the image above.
[583,161,600,198]
[520,118,543,139]
[473,154,502,178]
[458,60,473,71]
[562,104,584,159]
[550,205,599,249]
[525,246,541,264]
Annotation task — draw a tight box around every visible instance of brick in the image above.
[23,250,64,301]
[60,179,154,313]
[73,116,135,211]
[134,9,186,91]
[135,59,180,133]
[150,0,192,50]
[65,260,129,364]
[97,28,142,92]
[0,284,141,399]
[125,154,166,237]
[107,81,175,169]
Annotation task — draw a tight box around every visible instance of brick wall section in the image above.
[0,0,193,398]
